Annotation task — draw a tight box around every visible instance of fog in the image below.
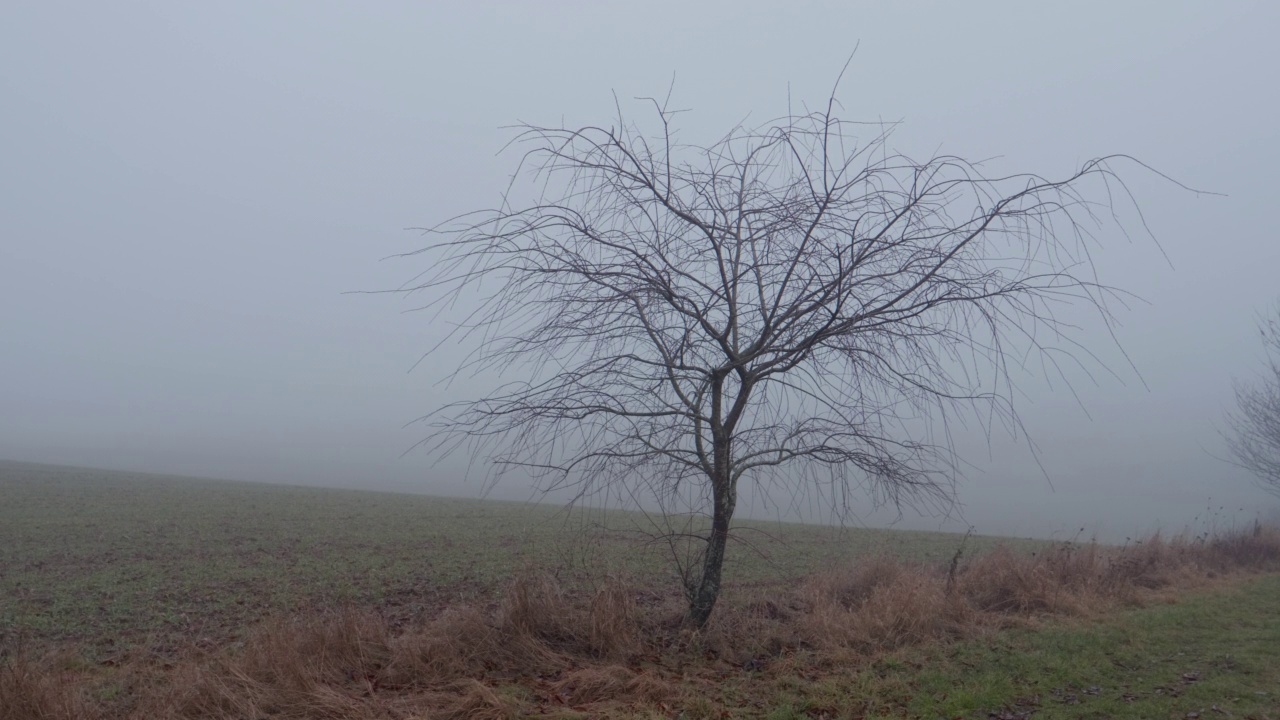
[3,1,1278,541]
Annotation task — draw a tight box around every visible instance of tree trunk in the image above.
[686,438,736,629]
[685,491,732,628]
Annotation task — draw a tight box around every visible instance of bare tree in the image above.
[402,86,1157,628]
[1226,302,1280,496]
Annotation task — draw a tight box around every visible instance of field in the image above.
[0,461,1032,656]
[3,460,1279,719]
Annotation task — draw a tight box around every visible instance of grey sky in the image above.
[2,1,1278,540]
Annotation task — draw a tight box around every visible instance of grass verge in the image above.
[749,574,1280,719]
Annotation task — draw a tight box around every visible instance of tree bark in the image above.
[686,492,732,628]
[686,437,736,628]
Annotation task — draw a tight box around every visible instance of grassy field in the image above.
[721,574,1280,719]
[4,460,1279,719]
[0,460,1029,657]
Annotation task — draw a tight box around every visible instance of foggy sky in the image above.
[3,1,1278,540]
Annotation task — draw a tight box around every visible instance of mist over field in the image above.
[3,1,1279,541]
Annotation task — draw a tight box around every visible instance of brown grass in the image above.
[0,653,89,720]
[432,680,522,720]
[552,665,673,705]
[586,577,639,658]
[3,525,1279,719]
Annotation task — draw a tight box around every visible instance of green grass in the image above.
[715,575,1280,719]
[899,575,1280,719]
[0,460,1032,656]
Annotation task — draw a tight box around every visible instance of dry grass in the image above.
[586,577,639,658]
[432,680,522,720]
[3,525,1279,719]
[0,653,89,720]
[800,554,967,650]
[552,665,674,706]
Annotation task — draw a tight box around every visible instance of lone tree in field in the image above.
[1226,302,1280,497]
[408,90,1153,628]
